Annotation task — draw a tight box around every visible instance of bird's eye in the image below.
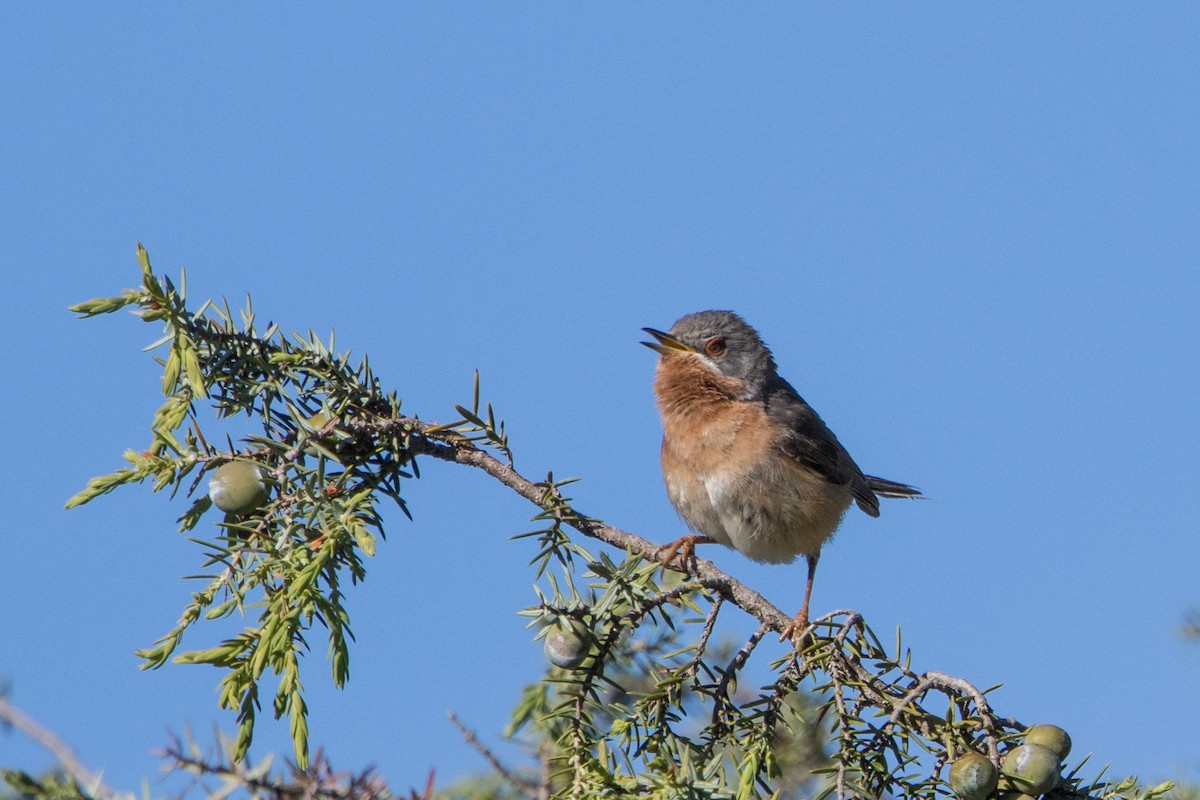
[704,337,726,357]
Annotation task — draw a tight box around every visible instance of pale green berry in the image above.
[949,752,999,800]
[1001,743,1061,796]
[208,462,269,514]
[1025,724,1071,760]
[543,628,588,669]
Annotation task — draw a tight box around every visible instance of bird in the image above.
[642,310,920,642]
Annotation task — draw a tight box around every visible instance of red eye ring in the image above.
[704,337,726,357]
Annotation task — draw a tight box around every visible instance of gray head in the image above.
[642,310,778,398]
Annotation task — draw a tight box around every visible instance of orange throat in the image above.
[653,355,745,422]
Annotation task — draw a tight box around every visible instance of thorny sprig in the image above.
[66,246,514,769]
[161,729,393,800]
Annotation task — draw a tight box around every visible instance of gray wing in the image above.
[765,380,881,517]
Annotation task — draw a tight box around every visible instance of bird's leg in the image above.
[655,534,715,573]
[781,554,820,645]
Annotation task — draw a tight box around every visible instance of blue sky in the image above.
[2,3,1199,793]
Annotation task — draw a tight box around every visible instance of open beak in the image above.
[641,327,696,356]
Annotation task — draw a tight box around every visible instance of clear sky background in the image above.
[2,4,1199,794]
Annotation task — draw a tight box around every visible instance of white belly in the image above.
[666,458,852,564]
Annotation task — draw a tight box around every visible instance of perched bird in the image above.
[642,310,920,640]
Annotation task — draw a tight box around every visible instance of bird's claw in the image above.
[655,534,712,574]
[780,610,815,648]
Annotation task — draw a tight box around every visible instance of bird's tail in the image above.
[865,475,923,499]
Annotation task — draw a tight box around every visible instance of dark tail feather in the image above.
[865,475,923,499]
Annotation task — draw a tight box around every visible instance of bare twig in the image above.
[922,671,1004,763]
[689,595,723,672]
[447,711,539,799]
[0,695,127,800]
[711,623,770,729]
[162,736,390,800]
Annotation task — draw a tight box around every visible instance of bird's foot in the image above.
[655,534,714,574]
[780,609,815,647]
